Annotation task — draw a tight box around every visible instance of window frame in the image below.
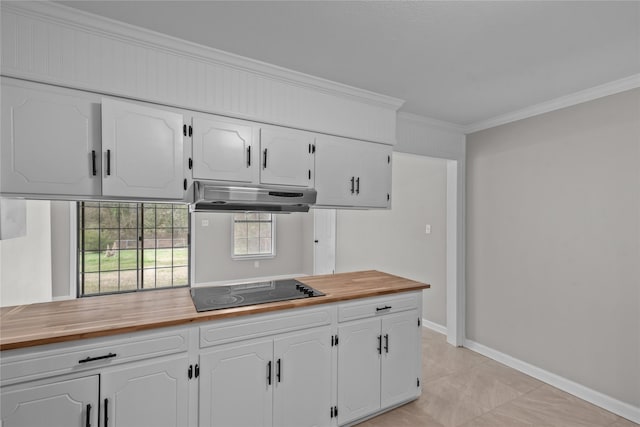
[231,213,276,260]
[76,202,190,297]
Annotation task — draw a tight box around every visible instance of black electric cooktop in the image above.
[190,279,325,312]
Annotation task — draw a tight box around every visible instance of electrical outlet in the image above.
[425,224,431,234]
[201,219,209,227]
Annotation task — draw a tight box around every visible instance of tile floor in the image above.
[356,328,638,427]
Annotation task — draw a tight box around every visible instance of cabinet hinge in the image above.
[418,318,421,327]
[195,364,200,378]
[388,155,391,164]
[188,364,193,379]
[417,378,420,387]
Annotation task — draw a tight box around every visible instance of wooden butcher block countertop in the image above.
[0,270,429,351]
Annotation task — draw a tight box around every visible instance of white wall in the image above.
[0,200,52,306]
[466,88,640,408]
[193,211,314,284]
[335,153,447,326]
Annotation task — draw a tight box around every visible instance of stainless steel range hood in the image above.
[190,182,316,213]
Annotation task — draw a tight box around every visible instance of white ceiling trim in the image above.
[397,112,465,134]
[6,1,405,111]
[464,73,640,134]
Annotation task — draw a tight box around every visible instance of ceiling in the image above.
[57,1,640,127]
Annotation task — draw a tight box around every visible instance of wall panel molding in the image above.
[1,2,403,144]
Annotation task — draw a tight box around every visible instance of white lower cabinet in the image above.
[1,355,190,427]
[199,327,333,427]
[0,294,422,427]
[1,375,99,427]
[101,355,190,427]
[336,296,421,426]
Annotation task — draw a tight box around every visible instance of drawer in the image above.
[200,305,336,348]
[338,292,420,323]
[1,327,189,386]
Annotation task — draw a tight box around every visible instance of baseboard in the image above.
[464,339,640,424]
[421,318,447,335]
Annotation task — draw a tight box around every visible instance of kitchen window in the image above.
[77,202,189,296]
[232,213,275,258]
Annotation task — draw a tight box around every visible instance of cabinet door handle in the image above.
[106,150,111,176]
[356,177,360,194]
[384,334,389,353]
[85,403,92,427]
[376,305,392,312]
[377,334,382,355]
[247,146,251,167]
[104,398,109,427]
[350,177,355,194]
[78,352,117,364]
[276,358,282,383]
[91,150,97,176]
[267,361,272,385]
[263,148,268,169]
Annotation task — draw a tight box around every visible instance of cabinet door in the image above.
[381,310,420,409]
[199,340,273,427]
[314,136,392,208]
[102,98,184,199]
[192,116,257,183]
[1,375,99,427]
[354,143,392,208]
[273,328,332,427]
[337,318,381,425]
[259,128,314,187]
[314,136,359,206]
[1,79,101,196]
[101,355,189,427]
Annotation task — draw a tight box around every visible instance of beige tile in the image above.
[460,410,552,426]
[488,384,620,427]
[419,359,537,426]
[609,418,640,427]
[355,403,445,427]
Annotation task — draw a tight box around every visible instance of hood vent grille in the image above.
[190,182,316,213]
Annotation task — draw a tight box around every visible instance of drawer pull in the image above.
[376,305,392,312]
[78,352,117,364]
[85,403,92,427]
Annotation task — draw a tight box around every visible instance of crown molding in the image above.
[3,1,405,111]
[397,111,466,134]
[464,73,640,134]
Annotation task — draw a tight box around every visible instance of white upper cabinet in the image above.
[102,98,185,199]
[315,135,392,208]
[1,78,101,197]
[259,127,315,188]
[192,116,258,184]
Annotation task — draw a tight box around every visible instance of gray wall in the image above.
[193,211,313,284]
[466,89,640,407]
[335,153,448,326]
